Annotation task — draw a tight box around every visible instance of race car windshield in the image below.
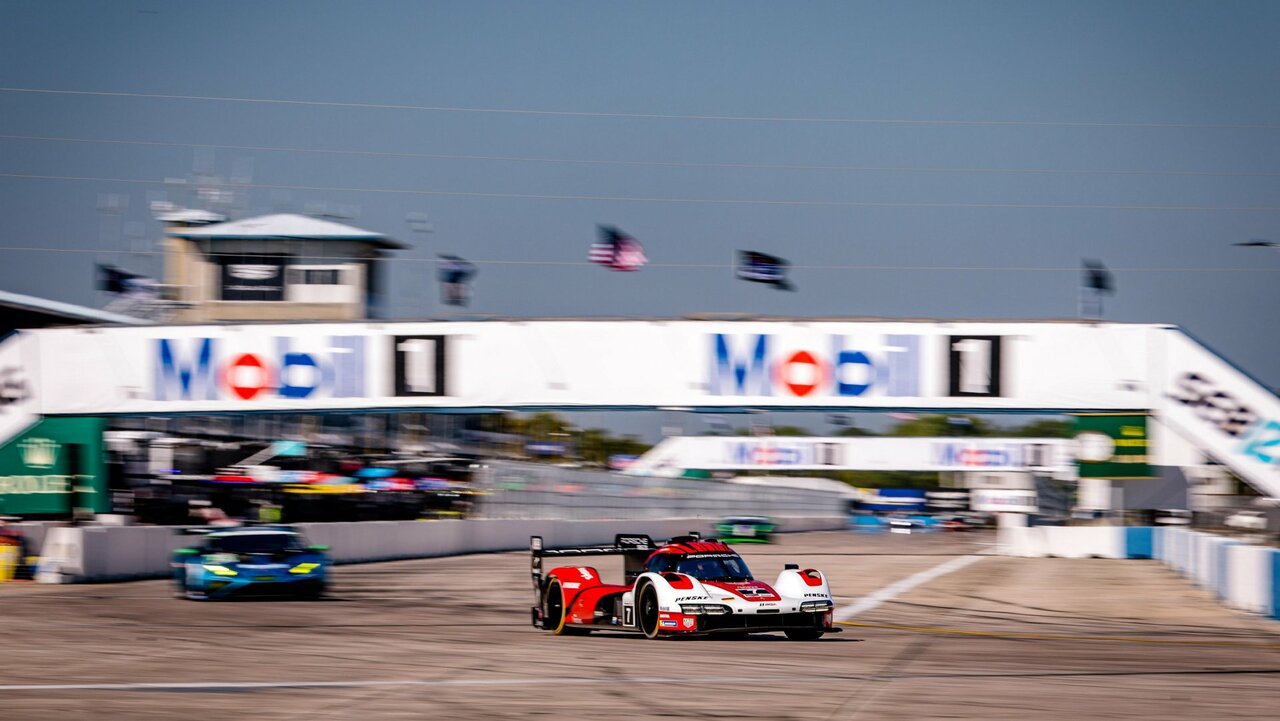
[674,556,753,582]
[207,533,304,554]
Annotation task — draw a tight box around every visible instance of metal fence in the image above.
[474,461,848,521]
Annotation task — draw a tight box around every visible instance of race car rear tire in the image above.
[542,578,591,635]
[637,582,661,639]
[297,582,325,600]
[784,628,824,641]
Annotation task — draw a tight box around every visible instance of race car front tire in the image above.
[297,581,326,600]
[637,582,662,639]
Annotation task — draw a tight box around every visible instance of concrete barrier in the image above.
[995,525,1126,559]
[31,515,846,583]
[999,524,1280,622]
[1225,544,1272,614]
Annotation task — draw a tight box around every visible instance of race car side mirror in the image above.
[783,563,799,570]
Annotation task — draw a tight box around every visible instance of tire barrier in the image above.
[998,523,1280,620]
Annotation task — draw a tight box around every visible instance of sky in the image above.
[0,1,1278,440]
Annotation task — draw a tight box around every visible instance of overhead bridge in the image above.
[0,318,1276,500]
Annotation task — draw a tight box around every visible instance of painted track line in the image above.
[835,554,983,620]
[836,620,1280,649]
[0,674,864,693]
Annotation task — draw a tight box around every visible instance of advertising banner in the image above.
[971,489,1039,514]
[623,435,1073,476]
[218,255,286,301]
[0,417,107,516]
[26,320,1160,416]
[1073,414,1156,479]
[1156,329,1280,500]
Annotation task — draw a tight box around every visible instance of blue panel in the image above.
[1271,550,1280,620]
[850,516,884,533]
[1125,527,1153,559]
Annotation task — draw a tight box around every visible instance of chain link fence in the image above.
[474,461,848,521]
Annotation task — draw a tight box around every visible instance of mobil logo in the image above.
[933,442,1020,468]
[709,333,920,398]
[155,336,366,401]
[728,440,810,466]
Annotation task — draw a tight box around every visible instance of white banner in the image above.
[26,320,1159,415]
[624,435,1073,476]
[0,333,37,445]
[1156,329,1280,499]
[12,319,1280,499]
[971,489,1039,514]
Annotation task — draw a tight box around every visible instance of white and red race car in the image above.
[530,533,837,640]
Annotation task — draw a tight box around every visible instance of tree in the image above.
[1006,418,1073,438]
[771,425,812,437]
[888,414,994,437]
[835,426,876,437]
[520,412,573,440]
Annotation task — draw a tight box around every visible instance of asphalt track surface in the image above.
[4,530,1280,720]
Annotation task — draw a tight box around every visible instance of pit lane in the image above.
[3,531,1279,719]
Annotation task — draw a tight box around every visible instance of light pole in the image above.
[405,212,434,318]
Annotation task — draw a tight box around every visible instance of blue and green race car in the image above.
[714,515,777,543]
[172,525,330,600]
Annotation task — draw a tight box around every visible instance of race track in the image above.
[3,530,1279,720]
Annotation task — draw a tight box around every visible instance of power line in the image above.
[1,246,1275,274]
[2,172,1278,212]
[2,86,1278,130]
[3,133,1277,178]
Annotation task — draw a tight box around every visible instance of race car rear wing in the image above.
[530,534,660,591]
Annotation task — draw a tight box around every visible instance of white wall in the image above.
[33,515,847,583]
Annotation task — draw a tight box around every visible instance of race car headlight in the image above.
[801,600,834,612]
[202,564,238,577]
[290,562,321,575]
[681,604,731,615]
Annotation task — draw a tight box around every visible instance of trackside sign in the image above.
[709,333,920,399]
[24,320,1157,414]
[155,336,367,401]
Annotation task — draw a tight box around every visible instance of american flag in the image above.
[589,226,647,271]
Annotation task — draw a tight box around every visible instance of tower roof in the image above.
[171,213,406,249]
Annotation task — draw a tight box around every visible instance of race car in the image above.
[530,533,837,640]
[714,515,776,543]
[171,525,330,600]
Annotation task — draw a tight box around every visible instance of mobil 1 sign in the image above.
[394,335,448,396]
[31,320,1155,413]
[948,335,1002,397]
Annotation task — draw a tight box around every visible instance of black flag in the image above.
[1080,259,1114,320]
[96,264,158,298]
[1081,259,1113,293]
[438,254,477,307]
[736,251,793,291]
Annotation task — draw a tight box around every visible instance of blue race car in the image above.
[172,525,330,600]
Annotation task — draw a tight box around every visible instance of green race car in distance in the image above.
[715,516,776,543]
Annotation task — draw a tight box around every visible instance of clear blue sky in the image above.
[1,0,1278,410]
